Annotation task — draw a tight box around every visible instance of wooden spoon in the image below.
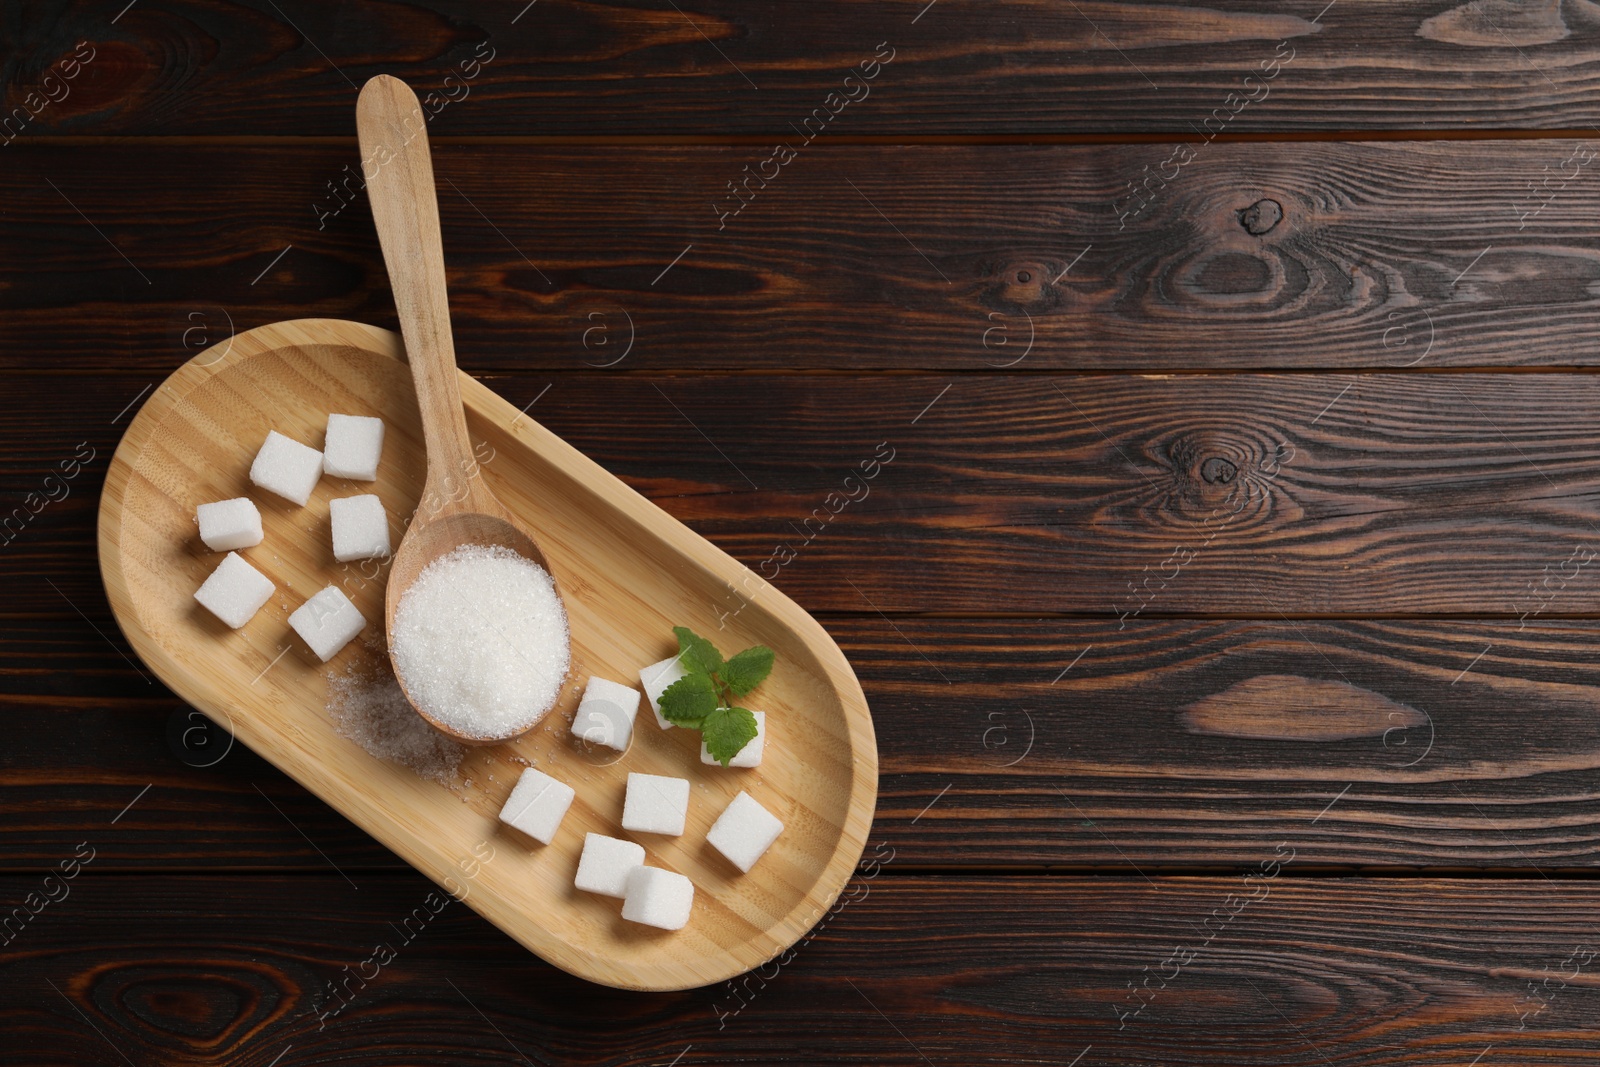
[357,74,568,745]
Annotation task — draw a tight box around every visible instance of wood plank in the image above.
[7,871,1600,1064]
[12,617,1600,869]
[16,2,1600,136]
[6,141,1600,371]
[11,370,1600,615]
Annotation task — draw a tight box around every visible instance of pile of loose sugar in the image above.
[390,543,570,740]
[325,653,464,784]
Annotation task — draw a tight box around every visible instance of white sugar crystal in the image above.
[288,584,366,662]
[195,497,263,552]
[707,790,784,873]
[571,676,640,751]
[323,413,385,481]
[701,710,766,768]
[621,866,694,930]
[639,655,688,731]
[497,766,575,845]
[391,544,571,740]
[574,832,645,898]
[330,494,391,563]
[249,429,323,506]
[194,551,274,629]
[622,772,689,835]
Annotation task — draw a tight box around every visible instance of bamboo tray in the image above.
[96,318,878,991]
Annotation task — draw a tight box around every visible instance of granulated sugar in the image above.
[390,544,570,740]
[325,655,464,784]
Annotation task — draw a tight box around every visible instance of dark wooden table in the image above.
[11,1,1600,1063]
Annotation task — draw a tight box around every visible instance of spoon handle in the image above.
[357,75,485,515]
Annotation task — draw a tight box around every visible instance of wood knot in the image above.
[1200,456,1238,485]
[1154,427,1292,525]
[1237,198,1283,236]
[1182,675,1427,741]
[979,259,1066,316]
[97,960,288,1048]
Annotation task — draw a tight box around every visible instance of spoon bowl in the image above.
[358,73,569,745]
[384,506,567,746]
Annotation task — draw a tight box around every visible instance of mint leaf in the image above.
[659,672,718,727]
[721,645,775,697]
[702,705,760,766]
[673,626,724,676]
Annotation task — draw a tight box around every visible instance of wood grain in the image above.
[16,617,1600,870]
[8,141,1600,371]
[16,1,1600,136]
[96,319,876,989]
[17,369,1600,616]
[10,871,1600,1064]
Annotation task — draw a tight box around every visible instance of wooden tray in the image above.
[96,318,878,991]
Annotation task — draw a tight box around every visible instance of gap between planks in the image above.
[16,367,1600,380]
[20,866,1600,880]
[16,128,1600,148]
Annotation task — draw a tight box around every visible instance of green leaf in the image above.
[673,626,724,676]
[659,672,718,727]
[721,645,775,697]
[702,705,760,766]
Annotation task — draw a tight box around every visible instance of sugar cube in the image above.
[621,772,689,836]
[194,551,274,629]
[574,832,646,898]
[323,413,385,481]
[195,497,263,552]
[498,767,575,845]
[330,494,391,563]
[701,710,766,768]
[249,430,323,506]
[707,791,784,873]
[571,676,641,751]
[288,584,366,662]
[621,866,694,930]
[639,655,689,730]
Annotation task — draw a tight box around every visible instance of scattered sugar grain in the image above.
[325,657,464,784]
[391,544,570,740]
[195,497,263,551]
